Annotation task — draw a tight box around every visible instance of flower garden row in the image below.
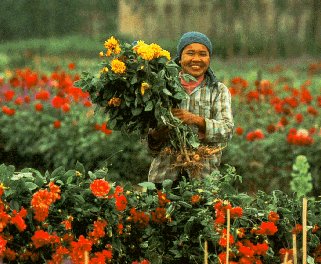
[0,66,150,181]
[0,161,320,263]
[1,61,321,192]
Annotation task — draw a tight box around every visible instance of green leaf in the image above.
[11,172,34,181]
[75,161,86,176]
[162,88,172,96]
[51,166,66,179]
[131,108,142,116]
[24,182,39,191]
[138,182,156,190]
[144,101,154,111]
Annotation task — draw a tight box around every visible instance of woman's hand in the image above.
[171,108,205,127]
[171,108,206,139]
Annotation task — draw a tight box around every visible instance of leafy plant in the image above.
[0,163,320,263]
[290,155,313,198]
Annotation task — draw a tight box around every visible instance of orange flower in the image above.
[157,191,170,207]
[292,224,303,234]
[268,211,280,223]
[31,230,55,249]
[90,179,111,198]
[151,207,167,224]
[89,219,107,241]
[191,194,201,204]
[61,216,73,230]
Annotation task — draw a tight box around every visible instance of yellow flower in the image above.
[135,43,155,61]
[104,36,121,55]
[104,36,119,50]
[106,49,112,57]
[150,43,162,58]
[108,97,121,107]
[160,49,171,60]
[111,59,126,74]
[99,51,104,57]
[132,40,146,52]
[140,82,150,96]
[100,67,109,73]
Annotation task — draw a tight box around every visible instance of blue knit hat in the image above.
[177,31,213,59]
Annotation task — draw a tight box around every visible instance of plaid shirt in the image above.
[148,76,234,183]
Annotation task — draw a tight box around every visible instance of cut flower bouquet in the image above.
[75,36,205,172]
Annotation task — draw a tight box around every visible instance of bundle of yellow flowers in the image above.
[76,36,198,153]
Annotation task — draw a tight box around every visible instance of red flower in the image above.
[53,120,61,129]
[230,206,243,218]
[70,235,92,263]
[235,127,244,135]
[287,128,314,146]
[0,211,10,232]
[246,90,259,102]
[307,105,318,116]
[61,103,70,112]
[246,129,265,141]
[10,209,27,232]
[218,228,235,247]
[24,95,31,103]
[100,123,113,135]
[255,221,278,236]
[68,63,76,70]
[300,87,312,104]
[90,249,113,263]
[35,90,50,101]
[2,106,15,116]
[90,179,111,198]
[0,236,7,255]
[35,103,43,112]
[89,219,107,241]
[31,230,55,249]
[238,244,254,258]
[253,242,269,256]
[4,90,15,101]
[128,208,150,228]
[14,97,24,105]
[266,124,277,133]
[115,194,127,211]
[51,96,69,108]
[295,113,304,123]
[151,207,167,224]
[61,216,73,230]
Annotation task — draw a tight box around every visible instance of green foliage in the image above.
[290,155,313,199]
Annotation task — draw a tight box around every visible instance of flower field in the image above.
[0,162,320,263]
[0,54,321,263]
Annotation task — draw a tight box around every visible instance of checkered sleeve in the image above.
[204,82,234,143]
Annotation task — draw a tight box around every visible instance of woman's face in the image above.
[180,43,211,78]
